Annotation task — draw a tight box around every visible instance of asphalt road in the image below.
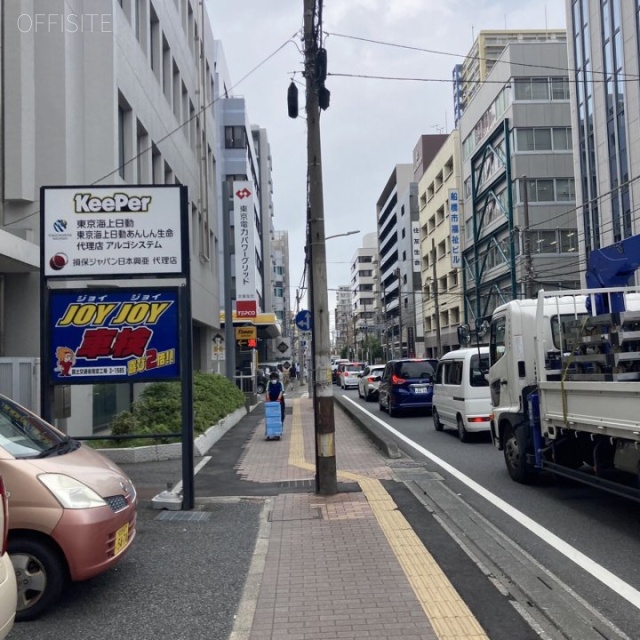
[336,387,640,638]
[9,500,263,640]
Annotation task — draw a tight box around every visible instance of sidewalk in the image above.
[226,394,488,640]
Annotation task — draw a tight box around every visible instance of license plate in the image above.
[114,523,129,555]
[413,386,427,394]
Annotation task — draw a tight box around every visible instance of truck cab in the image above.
[488,299,538,450]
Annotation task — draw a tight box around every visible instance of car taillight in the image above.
[469,417,490,423]
[344,372,349,377]
[0,477,8,555]
[391,374,406,385]
[367,377,375,382]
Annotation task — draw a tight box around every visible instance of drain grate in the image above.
[155,511,212,522]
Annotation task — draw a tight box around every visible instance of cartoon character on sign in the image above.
[55,347,76,376]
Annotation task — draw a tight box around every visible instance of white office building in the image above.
[0,2,231,430]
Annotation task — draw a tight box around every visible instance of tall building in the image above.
[459,40,579,326]
[566,0,640,258]
[2,1,225,429]
[218,98,280,368]
[418,131,464,358]
[349,233,378,362]
[334,286,351,355]
[453,29,567,125]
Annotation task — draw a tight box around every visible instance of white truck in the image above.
[488,286,640,499]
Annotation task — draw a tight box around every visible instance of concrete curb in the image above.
[333,393,402,459]
[98,405,249,464]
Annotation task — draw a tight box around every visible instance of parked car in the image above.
[0,477,16,638]
[378,358,438,417]
[340,363,365,389]
[0,395,137,621]
[358,364,386,401]
[256,368,268,395]
[432,347,491,442]
[331,359,350,384]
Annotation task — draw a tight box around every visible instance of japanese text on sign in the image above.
[49,289,180,385]
[448,189,461,270]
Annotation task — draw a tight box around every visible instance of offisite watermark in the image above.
[17,13,113,33]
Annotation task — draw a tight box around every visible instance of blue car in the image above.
[378,358,438,417]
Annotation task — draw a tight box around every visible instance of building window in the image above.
[225,126,247,149]
[513,77,569,101]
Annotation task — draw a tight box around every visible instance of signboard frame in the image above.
[40,184,189,280]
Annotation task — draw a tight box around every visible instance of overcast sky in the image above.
[207,0,567,319]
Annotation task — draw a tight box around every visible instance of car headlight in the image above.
[38,473,107,509]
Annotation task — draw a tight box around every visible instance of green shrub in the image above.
[93,372,245,448]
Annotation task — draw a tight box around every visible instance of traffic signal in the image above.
[248,338,257,348]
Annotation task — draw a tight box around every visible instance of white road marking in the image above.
[342,395,640,611]
[171,456,212,495]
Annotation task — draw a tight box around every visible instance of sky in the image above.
[207,0,568,319]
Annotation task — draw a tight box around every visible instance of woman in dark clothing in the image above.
[265,371,285,423]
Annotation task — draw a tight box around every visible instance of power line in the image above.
[3,34,299,228]
[326,31,640,81]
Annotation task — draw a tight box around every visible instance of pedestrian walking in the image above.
[290,362,297,380]
[265,370,285,424]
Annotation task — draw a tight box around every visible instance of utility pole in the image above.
[304,0,337,495]
[432,239,442,357]
[521,176,534,299]
[396,268,403,358]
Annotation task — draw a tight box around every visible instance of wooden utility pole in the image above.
[521,176,534,299]
[432,239,442,357]
[304,0,337,495]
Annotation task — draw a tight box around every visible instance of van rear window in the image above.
[394,361,435,379]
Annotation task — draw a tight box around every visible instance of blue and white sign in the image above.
[448,189,461,270]
[49,288,180,384]
[295,309,313,332]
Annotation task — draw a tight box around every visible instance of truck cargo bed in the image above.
[538,380,640,441]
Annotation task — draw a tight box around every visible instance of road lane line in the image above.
[342,395,640,611]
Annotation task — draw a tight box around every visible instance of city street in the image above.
[336,388,640,639]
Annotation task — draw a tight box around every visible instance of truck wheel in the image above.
[503,423,532,483]
[432,408,444,432]
[457,416,470,443]
[10,537,68,622]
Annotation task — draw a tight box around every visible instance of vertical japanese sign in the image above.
[448,189,461,270]
[411,222,421,273]
[49,288,180,384]
[42,186,184,277]
[233,181,257,317]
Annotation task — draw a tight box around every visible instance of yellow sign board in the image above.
[235,326,257,340]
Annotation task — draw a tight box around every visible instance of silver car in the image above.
[358,364,385,401]
[340,363,365,389]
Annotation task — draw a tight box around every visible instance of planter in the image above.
[98,406,248,464]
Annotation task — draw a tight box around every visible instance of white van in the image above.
[432,347,491,442]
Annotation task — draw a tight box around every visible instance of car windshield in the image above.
[394,361,435,379]
[345,364,362,372]
[0,397,71,458]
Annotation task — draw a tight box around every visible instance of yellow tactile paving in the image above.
[288,398,489,640]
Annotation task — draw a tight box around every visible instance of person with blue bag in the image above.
[265,370,285,425]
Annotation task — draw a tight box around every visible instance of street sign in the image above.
[295,310,312,332]
[212,333,224,345]
[277,341,289,354]
[235,326,257,341]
